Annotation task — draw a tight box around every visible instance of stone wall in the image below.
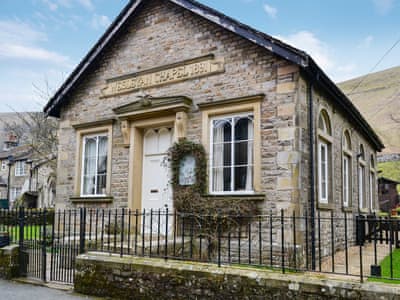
[75,253,400,300]
[378,153,400,163]
[0,245,19,279]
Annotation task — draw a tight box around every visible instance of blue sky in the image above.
[0,0,399,112]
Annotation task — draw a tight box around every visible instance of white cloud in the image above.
[40,0,93,11]
[91,14,111,30]
[0,20,70,65]
[77,0,94,11]
[359,35,374,48]
[373,0,394,14]
[276,30,362,82]
[263,3,277,19]
[42,0,58,11]
[276,30,333,70]
[0,44,68,64]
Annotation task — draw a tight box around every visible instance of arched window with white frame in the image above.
[358,144,366,210]
[317,110,332,204]
[342,130,352,208]
[369,154,376,211]
[210,113,254,194]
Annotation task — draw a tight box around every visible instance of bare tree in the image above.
[0,79,59,169]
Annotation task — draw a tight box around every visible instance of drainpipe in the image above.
[6,155,14,209]
[308,81,316,270]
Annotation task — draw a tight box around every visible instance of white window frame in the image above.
[358,164,365,210]
[369,172,374,210]
[80,133,108,197]
[1,160,6,171]
[15,161,25,176]
[209,112,254,195]
[343,155,351,207]
[318,141,329,204]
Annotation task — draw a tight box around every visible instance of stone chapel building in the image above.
[44,0,383,222]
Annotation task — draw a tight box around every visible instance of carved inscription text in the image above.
[101,57,225,98]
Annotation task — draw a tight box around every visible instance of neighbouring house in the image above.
[378,177,399,213]
[0,136,56,209]
[43,0,383,255]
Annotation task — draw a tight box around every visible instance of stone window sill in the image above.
[317,202,334,210]
[70,196,113,203]
[203,194,265,201]
[342,206,354,213]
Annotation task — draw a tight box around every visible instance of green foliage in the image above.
[378,161,400,194]
[369,249,400,284]
[168,139,260,215]
[168,139,260,252]
[169,138,207,195]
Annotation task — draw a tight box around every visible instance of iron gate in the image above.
[0,208,83,285]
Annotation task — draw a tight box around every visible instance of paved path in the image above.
[0,280,96,300]
[321,242,391,277]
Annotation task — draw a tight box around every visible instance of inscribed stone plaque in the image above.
[179,155,196,186]
[101,56,225,98]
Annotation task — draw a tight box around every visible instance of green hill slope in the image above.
[338,66,400,154]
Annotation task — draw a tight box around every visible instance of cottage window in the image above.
[210,114,254,193]
[358,144,366,210]
[10,187,22,202]
[317,110,332,204]
[15,161,25,176]
[81,134,108,196]
[342,130,352,208]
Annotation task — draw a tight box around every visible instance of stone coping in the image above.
[78,252,400,296]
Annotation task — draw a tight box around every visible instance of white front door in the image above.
[142,127,173,212]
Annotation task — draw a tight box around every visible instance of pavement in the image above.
[0,279,97,300]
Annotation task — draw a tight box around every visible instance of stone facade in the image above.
[56,0,300,210]
[49,0,382,259]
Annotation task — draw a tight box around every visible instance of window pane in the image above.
[234,141,253,165]
[97,174,107,194]
[319,143,329,202]
[82,137,97,195]
[83,175,95,195]
[97,136,108,174]
[359,166,364,208]
[212,167,231,192]
[212,143,231,167]
[234,166,252,191]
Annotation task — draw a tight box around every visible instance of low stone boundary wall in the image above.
[0,245,19,279]
[75,252,400,300]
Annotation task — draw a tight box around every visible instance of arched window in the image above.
[317,110,332,204]
[342,130,352,207]
[369,154,376,211]
[210,113,254,193]
[358,144,366,210]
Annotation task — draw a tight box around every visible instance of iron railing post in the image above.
[18,207,25,276]
[42,208,47,282]
[79,207,86,254]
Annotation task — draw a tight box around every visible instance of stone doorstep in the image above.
[77,252,400,296]
[0,245,19,255]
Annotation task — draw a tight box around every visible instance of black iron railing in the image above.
[1,208,400,283]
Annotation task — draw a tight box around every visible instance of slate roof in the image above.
[43,0,384,151]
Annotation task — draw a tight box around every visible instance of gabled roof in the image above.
[43,0,384,151]
[379,177,400,185]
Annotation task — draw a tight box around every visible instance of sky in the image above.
[0,0,400,112]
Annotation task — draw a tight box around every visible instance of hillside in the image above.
[338,66,400,154]
[378,161,400,193]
